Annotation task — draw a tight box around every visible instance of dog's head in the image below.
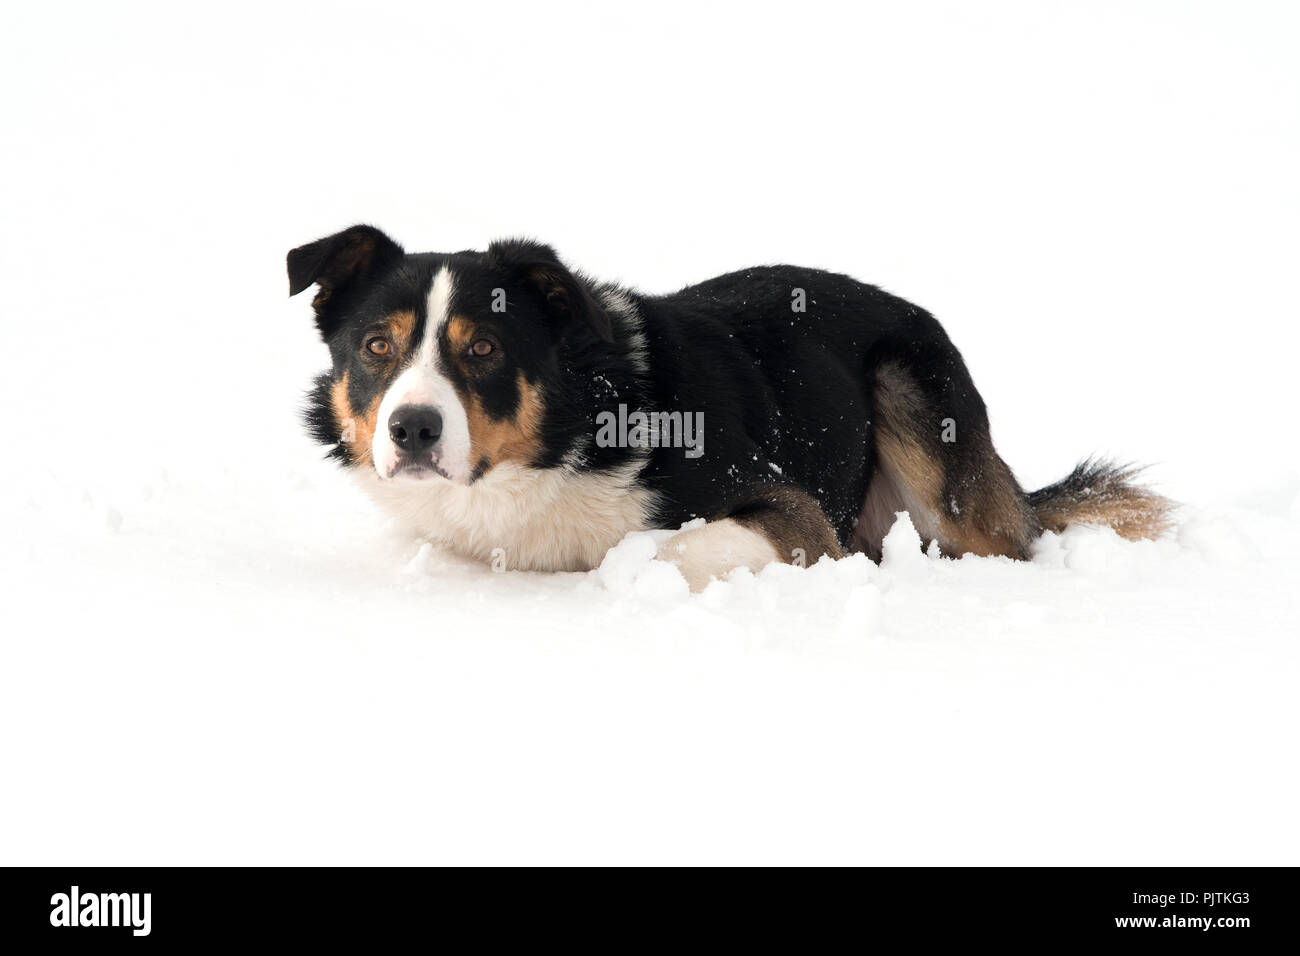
[290,225,614,484]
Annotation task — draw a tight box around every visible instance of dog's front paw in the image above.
[656,518,781,592]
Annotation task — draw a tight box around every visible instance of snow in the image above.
[2,1,1298,864]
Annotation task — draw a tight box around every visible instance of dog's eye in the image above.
[366,337,392,357]
[469,339,494,357]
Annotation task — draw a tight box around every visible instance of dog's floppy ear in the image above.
[287,225,404,328]
[487,239,614,344]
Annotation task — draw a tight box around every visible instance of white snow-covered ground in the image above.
[2,1,1298,864]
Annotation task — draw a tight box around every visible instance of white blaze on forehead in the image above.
[416,265,455,370]
[371,266,474,482]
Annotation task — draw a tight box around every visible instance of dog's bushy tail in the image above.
[1027,457,1175,541]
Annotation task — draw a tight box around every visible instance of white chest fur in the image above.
[359,461,654,572]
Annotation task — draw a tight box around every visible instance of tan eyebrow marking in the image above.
[384,309,417,351]
[446,315,475,354]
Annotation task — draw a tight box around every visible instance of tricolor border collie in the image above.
[289,225,1171,589]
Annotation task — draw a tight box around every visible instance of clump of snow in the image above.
[880,511,922,565]
[1059,525,1138,575]
[596,531,691,602]
[595,529,683,596]
[595,531,661,592]
[402,541,435,577]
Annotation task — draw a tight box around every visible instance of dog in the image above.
[288,224,1171,590]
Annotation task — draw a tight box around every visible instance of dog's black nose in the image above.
[388,405,443,453]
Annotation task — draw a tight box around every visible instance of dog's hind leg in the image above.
[855,357,1041,560]
[657,484,843,592]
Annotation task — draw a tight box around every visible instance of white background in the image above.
[1,1,1297,864]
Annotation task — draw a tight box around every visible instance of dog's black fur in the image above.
[637,266,982,542]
